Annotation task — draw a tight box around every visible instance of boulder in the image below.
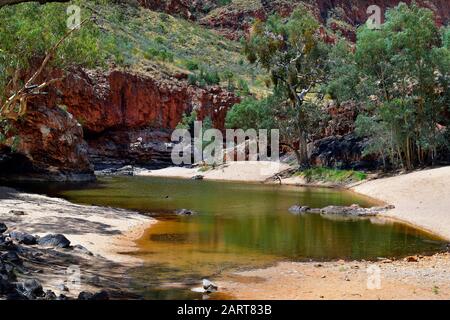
[17,279,44,298]
[288,205,310,215]
[0,103,94,181]
[10,231,37,245]
[37,234,71,248]
[78,290,109,300]
[0,223,7,234]
[72,244,93,256]
[202,279,218,293]
[287,204,393,217]
[77,291,93,300]
[0,278,14,295]
[191,175,204,180]
[42,290,57,300]
[1,251,22,265]
[8,210,26,216]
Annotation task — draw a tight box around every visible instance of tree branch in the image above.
[1,17,90,118]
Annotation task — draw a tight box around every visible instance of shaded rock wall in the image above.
[0,103,93,181]
[309,133,379,170]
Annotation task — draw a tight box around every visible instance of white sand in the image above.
[352,166,450,241]
[0,186,155,264]
[138,161,291,182]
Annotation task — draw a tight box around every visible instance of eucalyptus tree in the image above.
[353,3,450,169]
[243,8,330,167]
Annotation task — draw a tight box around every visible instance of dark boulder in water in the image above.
[175,209,197,216]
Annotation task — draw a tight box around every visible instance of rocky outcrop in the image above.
[288,204,395,216]
[196,0,449,40]
[0,103,93,181]
[1,66,240,175]
[51,69,238,134]
[309,133,379,170]
[0,223,109,300]
[321,101,359,138]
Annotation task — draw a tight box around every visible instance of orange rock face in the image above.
[43,68,240,168]
[53,68,239,134]
[0,103,93,181]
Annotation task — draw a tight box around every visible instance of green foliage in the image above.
[177,110,198,131]
[0,0,107,102]
[325,40,360,103]
[242,7,330,165]
[225,97,275,130]
[188,67,221,87]
[184,59,199,71]
[329,3,450,169]
[144,47,174,62]
[298,167,367,184]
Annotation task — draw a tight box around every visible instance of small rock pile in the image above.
[1,222,107,300]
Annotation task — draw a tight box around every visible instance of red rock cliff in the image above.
[46,68,240,168]
[54,68,239,134]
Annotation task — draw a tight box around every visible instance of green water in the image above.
[19,176,445,299]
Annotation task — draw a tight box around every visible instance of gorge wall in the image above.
[50,68,240,170]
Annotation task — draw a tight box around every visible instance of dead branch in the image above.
[0,17,90,119]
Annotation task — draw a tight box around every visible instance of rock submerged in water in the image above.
[0,223,113,300]
[37,234,71,248]
[175,209,197,216]
[191,175,204,180]
[288,204,394,217]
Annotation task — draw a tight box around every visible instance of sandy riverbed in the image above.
[0,186,155,297]
[0,186,155,263]
[217,252,450,300]
[351,166,450,241]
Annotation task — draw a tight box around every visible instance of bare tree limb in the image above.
[0,17,90,119]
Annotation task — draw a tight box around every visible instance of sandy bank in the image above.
[0,186,155,264]
[218,252,450,300]
[137,161,291,182]
[351,167,450,241]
